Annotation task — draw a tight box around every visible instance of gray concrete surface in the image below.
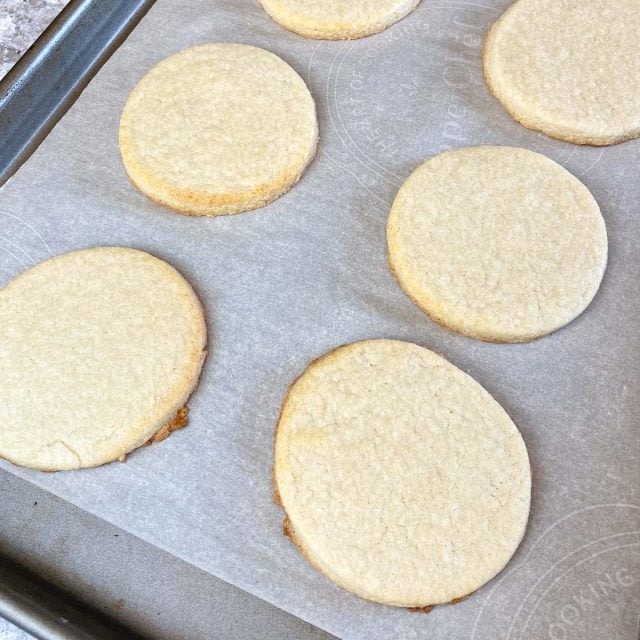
[0,0,69,79]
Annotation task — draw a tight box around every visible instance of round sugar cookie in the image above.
[258,0,421,40]
[387,146,608,343]
[274,339,531,607]
[483,0,640,145]
[0,247,207,471]
[119,43,318,216]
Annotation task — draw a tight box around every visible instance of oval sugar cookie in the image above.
[119,44,318,216]
[274,339,531,607]
[387,146,607,343]
[258,0,421,40]
[0,247,207,471]
[483,0,640,145]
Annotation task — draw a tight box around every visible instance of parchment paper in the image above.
[2,1,640,638]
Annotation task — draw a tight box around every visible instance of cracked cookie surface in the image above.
[119,43,318,216]
[387,146,608,342]
[258,0,421,40]
[483,0,640,145]
[0,247,207,470]
[274,339,531,606]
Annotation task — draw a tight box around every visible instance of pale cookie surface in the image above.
[387,146,607,343]
[483,0,640,145]
[119,43,318,216]
[274,339,531,606]
[258,0,421,39]
[0,247,207,471]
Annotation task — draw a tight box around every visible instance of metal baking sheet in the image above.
[1,1,640,638]
[0,0,156,186]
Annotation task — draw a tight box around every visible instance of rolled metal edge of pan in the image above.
[0,0,156,187]
[0,554,148,640]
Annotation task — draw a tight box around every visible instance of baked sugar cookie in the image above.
[0,248,207,471]
[258,0,421,40]
[274,339,531,606]
[387,146,607,343]
[484,0,640,145]
[119,44,318,216]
